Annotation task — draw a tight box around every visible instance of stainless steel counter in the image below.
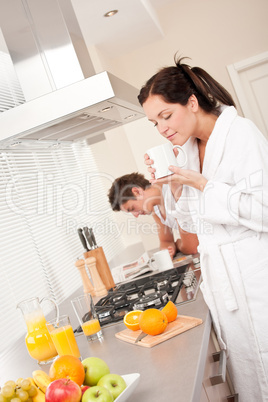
[74,291,211,402]
[1,245,211,401]
[2,290,211,402]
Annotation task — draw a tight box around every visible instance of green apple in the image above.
[82,357,110,386]
[97,374,127,400]
[82,385,114,402]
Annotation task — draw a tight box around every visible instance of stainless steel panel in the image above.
[0,0,89,100]
[0,0,53,99]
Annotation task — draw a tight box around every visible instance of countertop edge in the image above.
[190,310,212,401]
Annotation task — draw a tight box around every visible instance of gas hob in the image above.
[74,256,201,334]
[80,257,201,330]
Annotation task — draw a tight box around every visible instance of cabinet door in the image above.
[202,328,232,401]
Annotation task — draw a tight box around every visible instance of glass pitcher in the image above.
[17,297,59,365]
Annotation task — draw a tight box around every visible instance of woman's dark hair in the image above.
[108,172,151,211]
[138,56,235,114]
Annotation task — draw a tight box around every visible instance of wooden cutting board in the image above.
[115,315,203,348]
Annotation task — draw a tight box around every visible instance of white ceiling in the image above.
[71,0,174,58]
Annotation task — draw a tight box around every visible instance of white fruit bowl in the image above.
[114,373,140,402]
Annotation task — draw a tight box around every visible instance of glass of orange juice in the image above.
[46,315,81,358]
[71,294,103,342]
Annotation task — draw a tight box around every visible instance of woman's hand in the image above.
[151,165,208,192]
[144,153,156,180]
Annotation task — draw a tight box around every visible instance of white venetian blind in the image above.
[0,50,25,112]
[0,141,124,360]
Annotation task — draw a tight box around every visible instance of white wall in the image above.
[90,129,146,249]
[99,0,268,110]
[84,0,268,251]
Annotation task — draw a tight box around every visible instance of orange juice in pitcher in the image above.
[17,297,58,364]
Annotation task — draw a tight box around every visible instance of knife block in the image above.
[84,247,115,290]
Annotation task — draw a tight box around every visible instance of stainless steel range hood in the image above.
[0,0,144,147]
[0,71,144,146]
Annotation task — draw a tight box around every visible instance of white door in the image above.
[227,52,268,139]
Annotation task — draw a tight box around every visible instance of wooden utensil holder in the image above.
[84,247,115,290]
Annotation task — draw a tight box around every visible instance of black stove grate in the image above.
[93,265,189,327]
[74,261,201,333]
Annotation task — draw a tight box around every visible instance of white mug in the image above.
[149,249,174,272]
[146,142,187,179]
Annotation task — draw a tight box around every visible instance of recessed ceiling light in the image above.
[104,10,118,18]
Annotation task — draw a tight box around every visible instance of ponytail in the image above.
[138,55,236,114]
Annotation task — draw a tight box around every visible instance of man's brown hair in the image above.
[108,173,150,211]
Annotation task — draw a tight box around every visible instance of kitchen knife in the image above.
[77,228,89,252]
[89,227,98,249]
[134,331,148,343]
[83,226,94,250]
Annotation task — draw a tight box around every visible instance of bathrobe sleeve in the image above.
[201,117,268,232]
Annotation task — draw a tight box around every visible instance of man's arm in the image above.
[153,214,177,258]
[176,225,199,255]
[153,213,199,258]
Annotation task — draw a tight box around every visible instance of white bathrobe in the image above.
[176,106,268,401]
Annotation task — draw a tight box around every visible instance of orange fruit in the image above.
[49,355,85,386]
[162,301,178,323]
[123,310,143,331]
[139,308,168,336]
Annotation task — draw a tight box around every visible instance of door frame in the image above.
[227,51,268,121]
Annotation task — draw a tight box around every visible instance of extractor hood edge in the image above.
[0,71,144,144]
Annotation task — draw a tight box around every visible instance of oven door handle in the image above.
[209,350,227,385]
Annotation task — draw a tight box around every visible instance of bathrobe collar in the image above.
[202,106,237,179]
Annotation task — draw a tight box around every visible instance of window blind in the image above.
[0,141,124,362]
[0,51,25,112]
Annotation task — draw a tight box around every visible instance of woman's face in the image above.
[143,94,198,146]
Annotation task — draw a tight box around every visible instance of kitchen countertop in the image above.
[1,245,211,401]
[75,291,211,402]
[2,290,211,402]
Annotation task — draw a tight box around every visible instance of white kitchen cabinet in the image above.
[201,326,238,402]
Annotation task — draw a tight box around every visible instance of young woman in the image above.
[138,56,268,401]
[108,172,199,257]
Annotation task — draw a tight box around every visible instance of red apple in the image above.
[81,385,91,396]
[45,378,82,402]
